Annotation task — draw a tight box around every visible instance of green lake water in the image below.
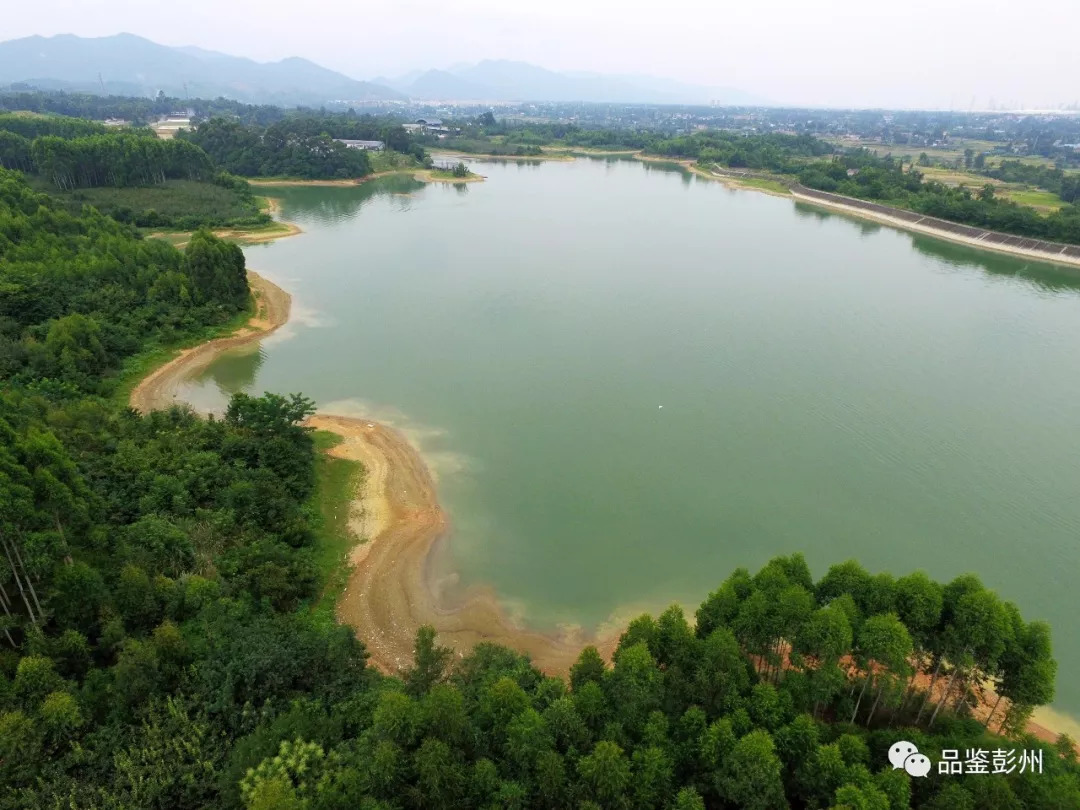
[179,157,1080,719]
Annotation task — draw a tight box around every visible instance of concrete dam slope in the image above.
[790,184,1080,268]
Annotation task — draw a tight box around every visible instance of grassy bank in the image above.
[1001,187,1066,212]
[367,149,425,173]
[28,176,269,229]
[424,167,484,182]
[733,176,792,195]
[308,430,364,627]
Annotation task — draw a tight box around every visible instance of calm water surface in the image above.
[180,158,1080,717]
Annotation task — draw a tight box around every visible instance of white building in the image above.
[334,139,386,151]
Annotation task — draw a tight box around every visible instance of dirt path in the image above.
[129,271,291,413]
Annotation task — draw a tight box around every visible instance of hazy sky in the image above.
[7,0,1079,108]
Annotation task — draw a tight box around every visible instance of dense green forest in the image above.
[1,128,1077,809]
[0,169,250,392]
[0,106,427,200]
[178,115,424,179]
[0,114,269,229]
[0,114,214,190]
[0,112,108,140]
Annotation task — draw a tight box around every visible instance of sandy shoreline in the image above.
[310,414,618,674]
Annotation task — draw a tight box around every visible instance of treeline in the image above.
[30,134,213,190]
[797,153,1080,244]
[649,131,833,171]
[179,118,370,179]
[0,114,269,230]
[0,108,427,188]
[265,114,423,157]
[0,114,216,191]
[179,115,424,179]
[0,112,107,139]
[0,168,248,391]
[435,119,834,166]
[0,89,299,127]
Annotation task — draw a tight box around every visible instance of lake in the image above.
[179,156,1080,721]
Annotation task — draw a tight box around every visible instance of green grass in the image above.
[438,137,543,157]
[1000,188,1065,212]
[735,177,791,194]
[109,293,256,407]
[429,168,474,180]
[367,149,424,173]
[28,177,267,228]
[307,430,364,626]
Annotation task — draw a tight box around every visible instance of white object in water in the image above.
[659,405,663,409]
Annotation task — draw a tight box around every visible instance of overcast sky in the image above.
[7,0,1079,109]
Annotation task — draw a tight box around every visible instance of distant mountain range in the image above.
[374,60,764,105]
[0,33,403,106]
[0,33,763,106]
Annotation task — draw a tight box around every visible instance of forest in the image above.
[178,115,424,179]
[0,108,427,191]
[0,115,269,229]
[0,113,214,190]
[0,168,249,391]
[0,90,307,128]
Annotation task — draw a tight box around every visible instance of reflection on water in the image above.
[259,175,426,226]
[793,200,1080,295]
[178,343,265,413]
